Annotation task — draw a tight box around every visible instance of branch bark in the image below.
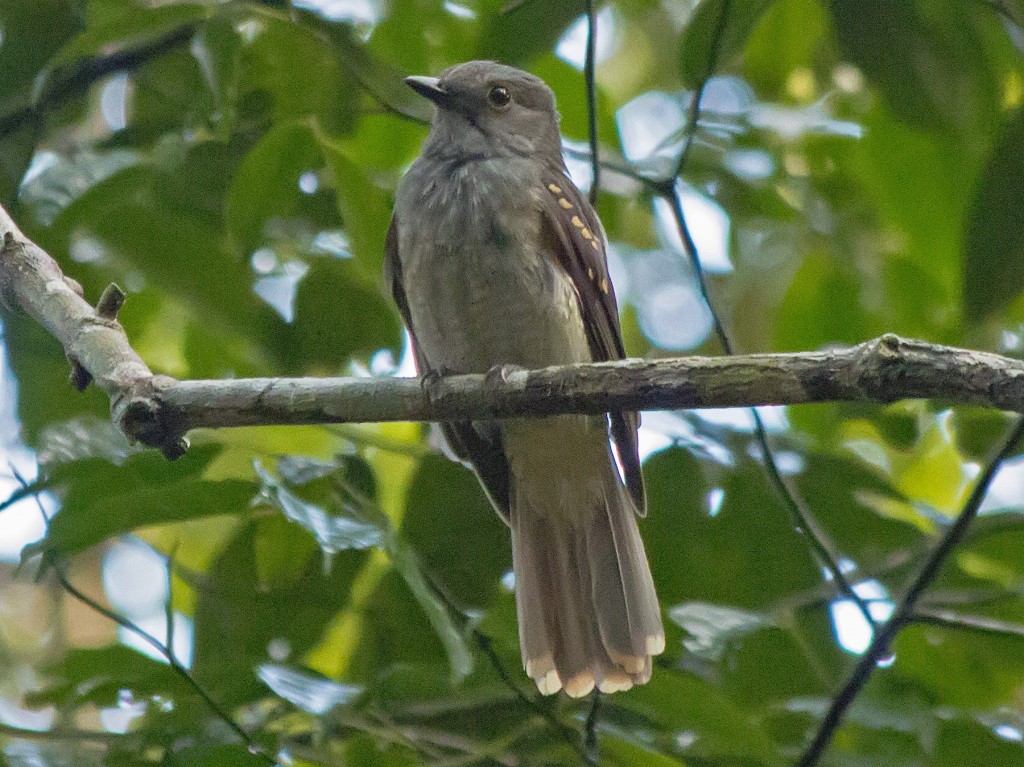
[3,204,1024,458]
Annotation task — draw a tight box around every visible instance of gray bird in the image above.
[385,60,664,697]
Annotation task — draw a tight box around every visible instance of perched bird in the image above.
[385,61,664,697]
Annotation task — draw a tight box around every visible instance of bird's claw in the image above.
[420,367,450,403]
[484,363,524,390]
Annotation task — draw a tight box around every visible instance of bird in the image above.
[385,60,664,697]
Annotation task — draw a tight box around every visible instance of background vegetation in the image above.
[3,0,1024,765]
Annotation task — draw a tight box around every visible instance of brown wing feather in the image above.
[384,218,512,522]
[538,172,647,516]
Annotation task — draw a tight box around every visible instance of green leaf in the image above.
[28,645,189,709]
[225,120,336,258]
[233,8,357,134]
[225,120,401,369]
[774,250,880,352]
[641,448,820,608]
[669,602,769,661]
[401,455,510,609]
[679,0,777,86]
[256,463,383,552]
[951,407,1017,461]
[2,311,111,442]
[476,0,583,66]
[0,0,81,104]
[256,663,362,714]
[48,0,205,66]
[796,451,923,569]
[345,568,453,684]
[288,256,402,370]
[166,745,268,767]
[312,17,433,124]
[0,123,37,208]
[742,0,828,94]
[933,716,1024,767]
[44,164,281,343]
[611,670,783,765]
[850,106,978,299]
[603,734,686,767]
[315,126,392,277]
[0,0,82,201]
[191,515,368,706]
[722,626,828,707]
[963,106,1024,323]
[123,47,215,144]
[387,533,474,683]
[893,622,1024,709]
[40,446,257,557]
[259,462,472,683]
[826,0,1001,135]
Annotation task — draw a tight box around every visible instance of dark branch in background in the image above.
[981,0,1024,29]
[9,469,275,765]
[0,22,199,140]
[583,0,601,204]
[658,0,875,629]
[912,607,1024,639]
[796,416,1024,767]
[582,690,601,765]
[580,0,604,756]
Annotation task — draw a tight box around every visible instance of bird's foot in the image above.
[420,367,452,403]
[484,363,524,391]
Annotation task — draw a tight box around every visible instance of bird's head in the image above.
[406,60,563,162]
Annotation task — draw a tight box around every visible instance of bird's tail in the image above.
[507,424,664,697]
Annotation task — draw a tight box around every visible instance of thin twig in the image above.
[56,565,275,762]
[583,0,601,204]
[11,467,276,765]
[658,0,876,629]
[911,607,1024,640]
[579,3,605,755]
[470,629,583,754]
[979,0,1024,28]
[796,416,1024,767]
[414,562,583,755]
[582,690,601,766]
[0,721,133,745]
[671,0,731,183]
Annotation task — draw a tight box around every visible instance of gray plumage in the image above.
[386,60,664,696]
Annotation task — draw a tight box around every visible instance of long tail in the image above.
[507,422,664,697]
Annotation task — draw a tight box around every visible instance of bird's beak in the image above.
[405,76,452,109]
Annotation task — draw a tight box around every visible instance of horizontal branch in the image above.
[4,203,1024,457]
[159,337,1024,427]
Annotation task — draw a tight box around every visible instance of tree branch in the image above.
[0,206,185,457]
[583,0,600,204]
[5,205,1024,456]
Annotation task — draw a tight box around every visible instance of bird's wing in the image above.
[537,171,647,516]
[384,217,512,522]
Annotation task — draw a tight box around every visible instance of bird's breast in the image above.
[396,158,589,374]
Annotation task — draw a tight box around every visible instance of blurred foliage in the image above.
[2,1,1024,766]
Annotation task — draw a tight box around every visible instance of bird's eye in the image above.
[487,85,511,108]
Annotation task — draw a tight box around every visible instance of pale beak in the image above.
[405,76,452,109]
